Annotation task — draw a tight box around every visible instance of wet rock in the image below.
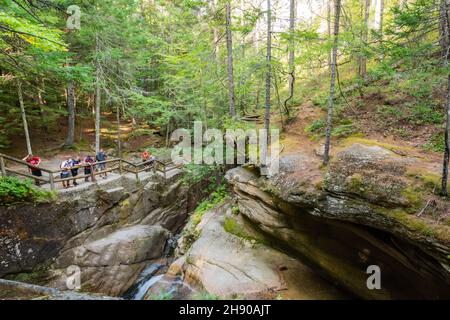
[49,225,170,296]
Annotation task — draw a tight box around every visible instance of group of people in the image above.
[23,149,109,189]
[22,149,156,189]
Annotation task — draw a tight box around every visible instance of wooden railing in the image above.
[0,153,183,191]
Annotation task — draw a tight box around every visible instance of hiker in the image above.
[83,155,95,182]
[142,150,150,163]
[60,157,72,189]
[96,149,108,179]
[142,150,156,171]
[70,156,81,186]
[22,154,42,186]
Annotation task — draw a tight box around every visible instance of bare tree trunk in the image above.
[36,79,49,134]
[65,79,76,147]
[375,0,384,35]
[165,119,171,148]
[17,79,32,155]
[95,33,101,153]
[441,0,450,196]
[359,0,370,81]
[327,0,332,71]
[226,2,236,118]
[240,0,245,56]
[323,0,342,165]
[442,75,450,196]
[116,105,122,157]
[211,0,219,60]
[287,0,296,105]
[264,0,272,136]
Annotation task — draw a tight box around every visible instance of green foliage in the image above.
[223,216,267,245]
[305,119,325,133]
[409,103,443,125]
[332,120,356,138]
[192,291,220,300]
[0,177,55,206]
[423,133,445,153]
[192,184,228,226]
[305,118,355,138]
[231,205,240,215]
[182,163,221,185]
[126,128,157,139]
[148,290,173,300]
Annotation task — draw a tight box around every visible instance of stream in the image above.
[123,234,197,300]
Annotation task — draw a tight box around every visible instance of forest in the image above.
[1,0,449,187]
[1,0,450,302]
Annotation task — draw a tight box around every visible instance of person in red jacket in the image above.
[22,154,42,186]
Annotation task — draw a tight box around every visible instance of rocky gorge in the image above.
[0,170,191,296]
[1,142,449,299]
[167,142,450,299]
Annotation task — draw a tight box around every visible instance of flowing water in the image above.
[124,233,196,300]
[133,274,165,300]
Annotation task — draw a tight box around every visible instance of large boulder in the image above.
[169,203,349,300]
[325,144,413,207]
[48,225,170,296]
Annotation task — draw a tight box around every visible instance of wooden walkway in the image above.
[0,153,182,191]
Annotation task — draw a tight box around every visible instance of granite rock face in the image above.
[168,203,349,300]
[225,143,450,299]
[48,225,170,296]
[0,172,188,296]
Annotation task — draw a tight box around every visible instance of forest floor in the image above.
[3,114,165,171]
[279,95,444,179]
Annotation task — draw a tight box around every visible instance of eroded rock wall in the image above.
[225,144,450,299]
[0,171,188,296]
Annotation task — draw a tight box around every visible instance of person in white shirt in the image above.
[60,157,72,189]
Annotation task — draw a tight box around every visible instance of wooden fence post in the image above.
[0,156,6,177]
[49,173,55,191]
[90,164,96,182]
[135,166,140,182]
[119,159,123,175]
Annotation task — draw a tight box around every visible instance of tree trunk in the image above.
[65,79,76,147]
[287,0,296,105]
[440,0,450,196]
[375,0,384,35]
[116,105,122,157]
[17,79,32,155]
[442,75,450,196]
[211,0,219,60]
[359,0,370,81]
[323,0,342,165]
[327,0,332,71]
[264,0,272,137]
[95,33,101,153]
[226,2,236,118]
[36,78,48,134]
